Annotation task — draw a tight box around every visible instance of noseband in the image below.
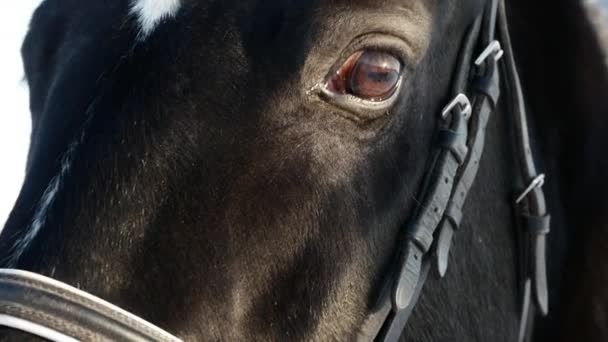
[0,269,181,341]
[0,0,549,341]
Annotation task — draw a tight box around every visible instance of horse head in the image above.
[1,0,607,340]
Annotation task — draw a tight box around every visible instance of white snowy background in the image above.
[0,0,43,228]
[0,1,606,229]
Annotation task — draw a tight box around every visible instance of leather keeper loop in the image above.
[521,214,551,235]
[438,130,468,164]
[444,202,464,229]
[473,61,500,108]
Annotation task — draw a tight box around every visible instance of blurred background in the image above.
[0,0,43,228]
[0,0,606,229]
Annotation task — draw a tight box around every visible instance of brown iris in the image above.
[326,51,402,101]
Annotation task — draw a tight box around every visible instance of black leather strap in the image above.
[435,55,501,277]
[496,2,550,341]
[366,2,505,341]
[0,269,181,342]
[377,251,431,342]
[365,0,553,339]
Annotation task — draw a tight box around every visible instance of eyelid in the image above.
[305,32,417,123]
[312,36,411,122]
[314,77,404,122]
[325,33,415,80]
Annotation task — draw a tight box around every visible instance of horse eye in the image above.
[326,51,402,101]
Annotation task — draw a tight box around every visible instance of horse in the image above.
[0,0,606,340]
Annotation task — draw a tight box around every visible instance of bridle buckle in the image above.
[475,40,504,66]
[515,174,546,204]
[442,93,472,119]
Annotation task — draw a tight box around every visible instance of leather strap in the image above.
[0,269,182,342]
[364,0,552,339]
[362,2,505,341]
[496,1,551,340]
[435,51,501,277]
[435,2,503,276]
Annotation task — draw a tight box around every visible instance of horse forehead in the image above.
[128,0,435,34]
[130,0,182,38]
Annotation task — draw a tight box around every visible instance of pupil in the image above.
[367,71,392,83]
[348,51,401,100]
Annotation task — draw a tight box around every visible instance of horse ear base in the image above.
[21,0,64,122]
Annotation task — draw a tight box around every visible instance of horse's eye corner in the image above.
[323,50,403,103]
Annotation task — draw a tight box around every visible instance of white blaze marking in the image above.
[130,0,182,38]
[5,0,183,264]
[6,97,99,266]
[6,139,80,266]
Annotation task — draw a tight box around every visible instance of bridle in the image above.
[361,0,551,341]
[0,0,549,341]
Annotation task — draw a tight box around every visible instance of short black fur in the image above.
[1,0,606,341]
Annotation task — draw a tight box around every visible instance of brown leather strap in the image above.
[0,269,181,342]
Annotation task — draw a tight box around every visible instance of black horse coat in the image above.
[1,0,607,341]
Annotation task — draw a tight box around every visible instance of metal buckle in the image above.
[442,93,472,120]
[475,40,504,66]
[516,174,546,204]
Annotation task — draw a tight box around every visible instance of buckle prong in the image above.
[475,40,504,66]
[441,94,472,120]
[516,174,546,204]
